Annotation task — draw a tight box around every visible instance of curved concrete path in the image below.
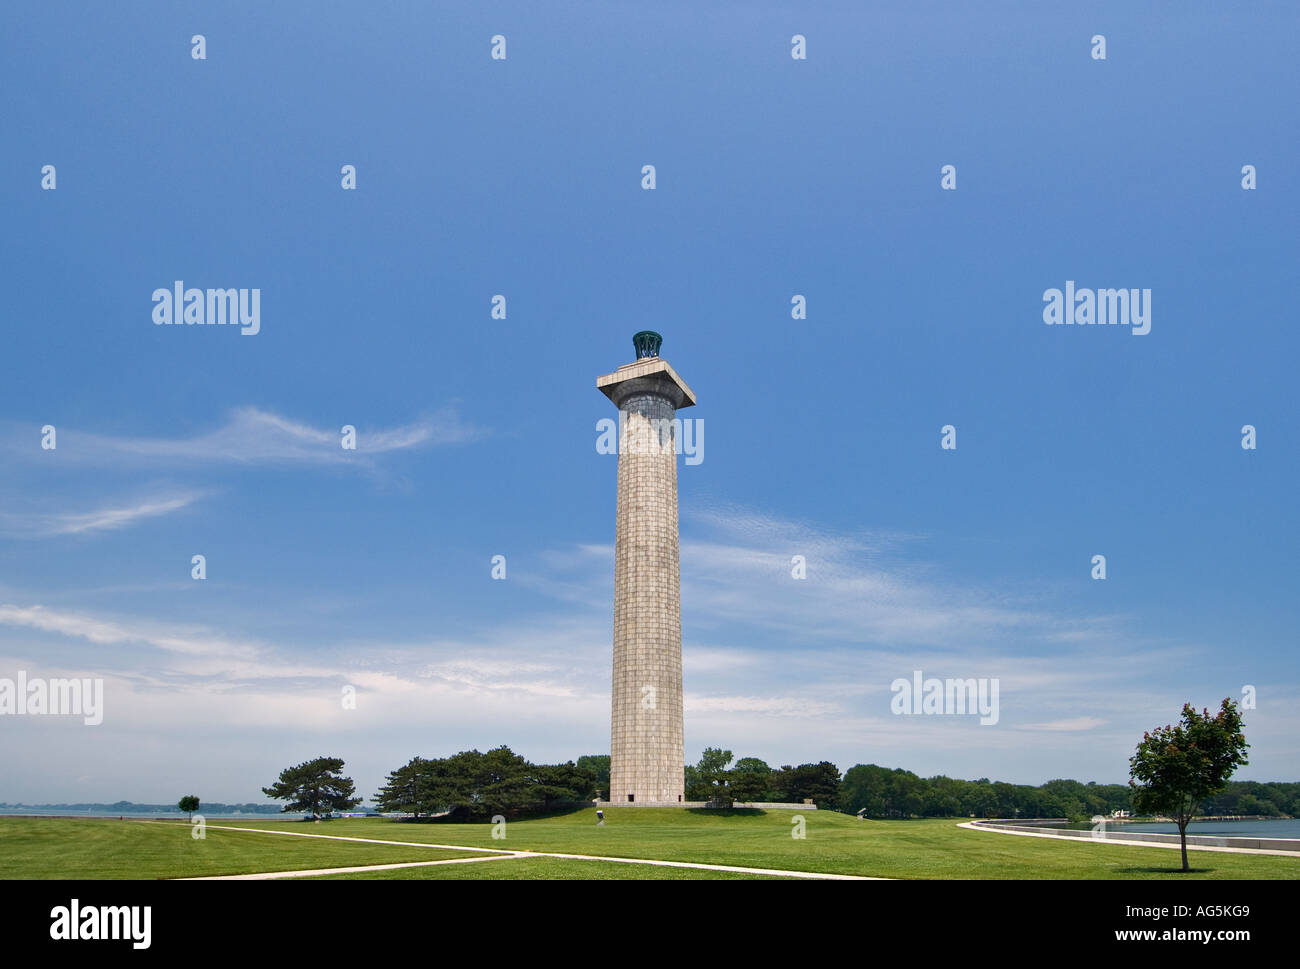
[959,821,1300,858]
[190,855,525,879]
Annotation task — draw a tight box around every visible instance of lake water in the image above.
[0,810,283,820]
[1115,819,1300,839]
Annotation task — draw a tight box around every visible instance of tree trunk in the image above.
[1178,820,1189,872]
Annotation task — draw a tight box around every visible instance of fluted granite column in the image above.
[597,336,696,805]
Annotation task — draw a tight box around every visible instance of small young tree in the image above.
[1129,699,1249,872]
[262,757,362,819]
[178,795,200,820]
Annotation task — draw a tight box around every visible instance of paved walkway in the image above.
[958,821,1300,858]
[157,822,518,854]
[191,855,524,879]
[164,821,882,880]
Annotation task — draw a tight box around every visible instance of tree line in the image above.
[371,748,598,819]
[260,702,1284,825]
[250,702,1263,874]
[681,735,1287,824]
[259,751,1296,822]
[256,751,595,820]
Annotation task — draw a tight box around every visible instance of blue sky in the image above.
[1,2,1296,803]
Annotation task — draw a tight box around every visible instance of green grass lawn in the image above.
[232,809,1300,880]
[3,810,1297,879]
[0,818,489,879]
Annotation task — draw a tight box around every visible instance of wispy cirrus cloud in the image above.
[0,603,261,659]
[1019,717,1108,732]
[2,502,1290,798]
[1,405,485,468]
[682,504,1139,650]
[524,503,1118,651]
[0,491,206,538]
[0,602,608,701]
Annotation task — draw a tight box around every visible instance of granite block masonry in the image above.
[597,331,696,804]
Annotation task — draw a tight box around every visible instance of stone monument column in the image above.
[597,331,696,804]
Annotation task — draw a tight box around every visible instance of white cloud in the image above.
[2,406,484,469]
[1019,717,1108,732]
[685,693,842,718]
[0,603,260,659]
[678,505,1111,649]
[0,491,206,538]
[1,503,1294,799]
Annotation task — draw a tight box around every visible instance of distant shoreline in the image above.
[0,806,282,816]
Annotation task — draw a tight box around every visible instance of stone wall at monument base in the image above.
[592,801,819,810]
